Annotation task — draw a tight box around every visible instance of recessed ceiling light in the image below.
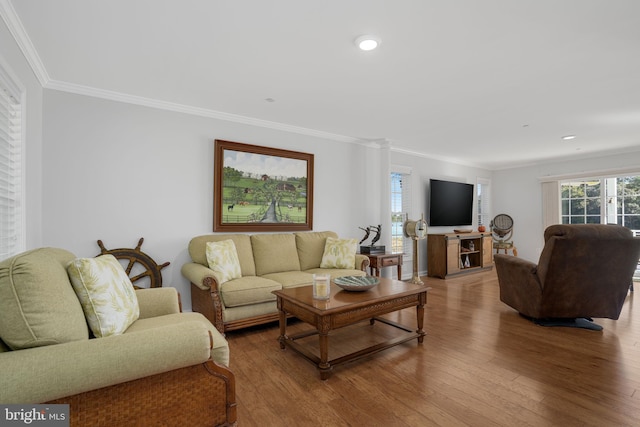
[355,35,381,51]
[562,135,576,140]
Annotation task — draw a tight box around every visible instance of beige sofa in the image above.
[0,247,236,427]
[182,231,369,333]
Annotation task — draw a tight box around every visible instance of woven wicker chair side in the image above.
[46,360,237,427]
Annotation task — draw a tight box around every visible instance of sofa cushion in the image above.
[251,234,301,275]
[206,240,242,284]
[320,237,358,269]
[67,255,140,338]
[295,231,338,270]
[189,234,256,276]
[304,268,367,279]
[0,248,89,350]
[261,271,314,288]
[125,312,230,367]
[219,276,282,308]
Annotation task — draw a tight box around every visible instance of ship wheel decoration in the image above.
[96,238,170,289]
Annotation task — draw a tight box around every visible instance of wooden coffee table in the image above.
[273,277,429,380]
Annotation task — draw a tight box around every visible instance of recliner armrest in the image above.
[0,321,211,404]
[494,254,537,271]
[494,254,544,318]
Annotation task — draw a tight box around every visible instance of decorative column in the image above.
[375,139,392,264]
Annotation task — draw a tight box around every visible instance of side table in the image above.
[365,253,403,279]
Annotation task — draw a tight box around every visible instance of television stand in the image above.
[427,232,493,278]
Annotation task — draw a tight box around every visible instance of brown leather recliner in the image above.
[494,224,640,330]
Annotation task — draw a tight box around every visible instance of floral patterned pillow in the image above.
[320,237,358,269]
[206,240,242,284]
[67,254,139,338]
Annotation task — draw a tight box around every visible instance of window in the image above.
[614,177,640,229]
[0,62,23,260]
[477,178,491,228]
[560,176,640,230]
[390,171,412,256]
[561,181,601,224]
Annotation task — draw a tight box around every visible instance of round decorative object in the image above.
[96,238,170,289]
[334,276,380,291]
[492,214,513,237]
[403,218,428,239]
[478,225,486,232]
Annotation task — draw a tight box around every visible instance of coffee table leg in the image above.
[416,292,426,343]
[277,299,287,350]
[318,331,332,380]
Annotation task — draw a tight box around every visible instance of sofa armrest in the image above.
[135,287,181,318]
[0,321,211,404]
[355,254,370,271]
[181,262,221,291]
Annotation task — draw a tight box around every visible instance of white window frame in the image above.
[558,174,640,230]
[390,167,412,279]
[0,58,25,260]
[477,178,491,229]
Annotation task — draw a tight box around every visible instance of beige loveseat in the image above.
[182,231,369,333]
[0,247,236,427]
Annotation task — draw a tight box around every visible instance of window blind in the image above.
[0,66,23,260]
[477,178,491,228]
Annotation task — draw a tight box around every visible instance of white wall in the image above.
[41,90,375,309]
[492,151,640,262]
[0,16,43,250]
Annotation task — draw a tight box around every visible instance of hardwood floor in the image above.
[225,271,640,426]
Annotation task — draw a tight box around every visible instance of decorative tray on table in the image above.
[333,276,380,291]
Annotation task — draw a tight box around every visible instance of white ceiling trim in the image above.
[48,80,496,169]
[46,79,366,144]
[538,166,640,182]
[0,0,49,86]
[390,145,485,169]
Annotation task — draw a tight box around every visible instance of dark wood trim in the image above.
[213,139,314,232]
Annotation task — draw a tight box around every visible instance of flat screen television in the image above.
[428,179,474,227]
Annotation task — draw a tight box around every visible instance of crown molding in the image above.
[390,145,488,169]
[45,79,370,144]
[0,0,49,86]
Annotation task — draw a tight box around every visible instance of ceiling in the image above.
[5,0,640,169]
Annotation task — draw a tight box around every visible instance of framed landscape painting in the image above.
[213,140,314,232]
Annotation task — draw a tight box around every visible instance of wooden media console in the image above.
[427,232,493,278]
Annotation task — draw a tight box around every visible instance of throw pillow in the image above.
[67,254,140,338]
[320,237,358,269]
[206,239,242,284]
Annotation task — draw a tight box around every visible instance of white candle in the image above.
[316,282,327,296]
[313,274,330,299]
